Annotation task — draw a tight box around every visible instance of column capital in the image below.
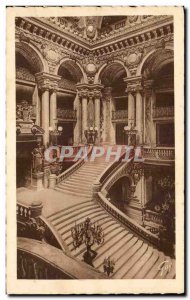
[144,79,154,97]
[77,84,103,100]
[124,76,143,94]
[102,86,112,102]
[35,72,61,92]
[76,84,89,99]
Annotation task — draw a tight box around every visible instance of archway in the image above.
[108,176,131,211]
[56,60,84,146]
[140,48,174,146]
[16,43,45,188]
[99,62,129,145]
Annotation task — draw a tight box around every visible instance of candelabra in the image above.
[84,126,98,144]
[124,119,137,145]
[71,217,104,266]
[103,257,115,276]
[49,119,63,146]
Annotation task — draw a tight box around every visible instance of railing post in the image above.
[49,174,57,189]
[92,181,102,201]
[31,172,44,191]
[30,200,43,218]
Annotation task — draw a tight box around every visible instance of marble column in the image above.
[94,91,101,144]
[50,89,57,129]
[41,88,50,147]
[127,91,135,127]
[102,87,115,144]
[32,85,40,126]
[82,93,88,144]
[35,72,61,147]
[144,80,155,146]
[73,93,81,145]
[136,90,143,144]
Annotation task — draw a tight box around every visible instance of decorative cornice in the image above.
[16,16,173,55]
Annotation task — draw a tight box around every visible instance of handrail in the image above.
[97,149,127,186]
[40,215,69,254]
[97,192,160,248]
[56,145,93,184]
[18,237,107,279]
[143,146,175,160]
[17,200,68,253]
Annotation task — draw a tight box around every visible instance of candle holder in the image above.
[49,119,63,146]
[71,217,104,267]
[103,256,115,276]
[84,126,98,144]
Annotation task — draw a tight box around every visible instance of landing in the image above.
[17,188,88,218]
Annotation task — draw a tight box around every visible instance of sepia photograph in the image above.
[6,6,184,294]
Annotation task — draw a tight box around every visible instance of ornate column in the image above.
[41,88,49,147]
[144,79,155,146]
[94,86,102,145]
[77,84,89,144]
[135,79,143,144]
[124,76,143,144]
[49,76,61,129]
[32,85,40,126]
[36,72,61,147]
[102,87,115,144]
[124,77,136,127]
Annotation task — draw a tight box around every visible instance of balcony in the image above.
[153,106,174,119]
[57,108,77,121]
[143,147,175,164]
[112,110,128,122]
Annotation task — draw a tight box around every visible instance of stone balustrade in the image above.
[17,200,43,221]
[143,147,175,160]
[145,209,163,225]
[97,192,160,248]
[153,106,174,118]
[18,237,106,279]
[112,110,128,121]
[56,146,93,185]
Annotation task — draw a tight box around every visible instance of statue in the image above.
[31,140,44,173]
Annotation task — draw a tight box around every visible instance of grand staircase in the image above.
[46,200,175,279]
[55,157,110,199]
[48,149,175,279]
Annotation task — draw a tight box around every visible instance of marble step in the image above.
[112,240,144,278]
[54,187,92,198]
[51,204,100,227]
[55,207,103,231]
[48,201,95,222]
[117,243,149,278]
[73,225,125,258]
[94,232,134,269]
[123,246,153,279]
[58,182,92,193]
[59,210,108,236]
[133,250,160,279]
[63,214,112,243]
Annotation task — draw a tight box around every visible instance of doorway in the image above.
[58,122,74,146]
[116,123,128,145]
